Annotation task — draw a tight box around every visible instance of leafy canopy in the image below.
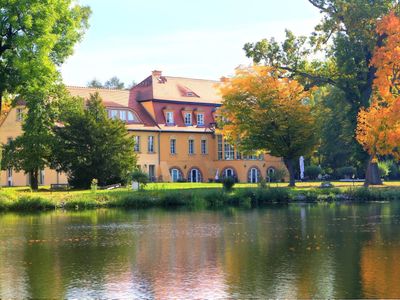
[357,11,400,160]
[219,66,318,186]
[0,0,90,112]
[52,93,137,188]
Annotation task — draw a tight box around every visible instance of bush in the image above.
[378,161,390,179]
[131,169,149,189]
[222,176,235,191]
[269,168,287,183]
[336,166,356,179]
[9,196,55,211]
[304,165,322,180]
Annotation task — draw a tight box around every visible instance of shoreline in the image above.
[1,185,400,212]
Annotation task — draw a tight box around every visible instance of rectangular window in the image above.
[149,165,155,182]
[201,139,207,154]
[166,112,174,125]
[224,142,235,160]
[236,151,242,160]
[217,135,223,160]
[197,113,204,126]
[184,113,192,126]
[110,110,118,119]
[170,139,176,154]
[120,110,127,121]
[16,108,23,122]
[188,139,194,155]
[133,136,140,152]
[148,136,154,153]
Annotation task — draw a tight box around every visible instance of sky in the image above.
[61,0,322,87]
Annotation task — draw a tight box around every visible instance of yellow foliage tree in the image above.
[357,11,400,185]
[220,66,318,187]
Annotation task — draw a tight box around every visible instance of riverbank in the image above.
[2,183,400,211]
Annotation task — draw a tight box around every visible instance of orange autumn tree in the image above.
[357,11,400,186]
[219,66,318,187]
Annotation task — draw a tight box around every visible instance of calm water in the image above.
[0,203,400,298]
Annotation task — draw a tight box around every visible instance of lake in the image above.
[0,202,399,298]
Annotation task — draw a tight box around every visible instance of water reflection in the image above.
[0,203,399,298]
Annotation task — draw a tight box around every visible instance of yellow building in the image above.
[0,71,286,187]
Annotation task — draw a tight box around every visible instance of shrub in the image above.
[304,165,322,180]
[9,196,55,211]
[336,166,356,179]
[269,168,287,183]
[131,169,149,190]
[222,176,235,191]
[378,161,390,179]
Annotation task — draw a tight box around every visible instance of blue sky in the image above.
[61,0,322,86]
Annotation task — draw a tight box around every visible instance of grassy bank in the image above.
[2,182,400,212]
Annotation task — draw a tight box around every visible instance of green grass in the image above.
[2,181,400,212]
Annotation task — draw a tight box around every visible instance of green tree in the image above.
[220,67,318,187]
[87,79,103,88]
[1,84,68,190]
[104,76,125,89]
[52,93,137,189]
[244,0,399,185]
[0,0,91,113]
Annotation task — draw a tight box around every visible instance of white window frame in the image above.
[217,135,223,160]
[133,136,140,152]
[148,136,154,153]
[170,168,182,182]
[166,111,174,125]
[224,142,235,160]
[170,139,176,154]
[189,169,202,182]
[188,139,195,155]
[197,113,204,126]
[201,139,207,155]
[184,113,192,126]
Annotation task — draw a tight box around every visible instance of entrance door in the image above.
[149,165,155,182]
[249,168,259,183]
[189,169,201,182]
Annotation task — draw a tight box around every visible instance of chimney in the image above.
[152,70,162,77]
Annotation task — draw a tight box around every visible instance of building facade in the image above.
[0,71,286,186]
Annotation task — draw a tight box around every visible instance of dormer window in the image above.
[16,108,24,122]
[186,92,194,97]
[197,113,204,126]
[166,111,174,125]
[184,112,192,126]
[107,109,140,123]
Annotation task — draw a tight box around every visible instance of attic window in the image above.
[186,92,195,97]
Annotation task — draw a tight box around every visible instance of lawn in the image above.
[1,181,400,212]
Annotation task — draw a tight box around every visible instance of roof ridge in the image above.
[66,85,130,92]
[161,75,220,83]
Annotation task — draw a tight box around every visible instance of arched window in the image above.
[223,168,236,179]
[248,167,260,183]
[170,168,182,182]
[188,168,202,183]
[267,167,276,180]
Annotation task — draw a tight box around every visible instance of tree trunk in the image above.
[364,156,382,187]
[283,158,296,187]
[0,90,3,115]
[30,169,39,191]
